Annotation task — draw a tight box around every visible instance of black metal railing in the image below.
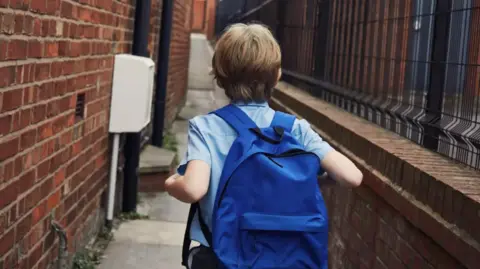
[216,0,480,170]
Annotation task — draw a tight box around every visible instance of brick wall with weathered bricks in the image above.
[465,0,480,96]
[165,0,192,126]
[271,82,480,269]
[0,0,191,268]
[327,0,412,93]
[191,0,216,40]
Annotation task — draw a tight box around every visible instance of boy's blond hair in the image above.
[212,23,281,103]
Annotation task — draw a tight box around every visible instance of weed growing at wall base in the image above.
[72,227,114,269]
[72,250,102,269]
[163,131,178,152]
[119,212,150,221]
[163,131,179,165]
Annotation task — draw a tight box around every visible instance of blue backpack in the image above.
[182,104,329,269]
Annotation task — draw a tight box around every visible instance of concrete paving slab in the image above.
[139,146,176,174]
[99,243,184,269]
[138,192,190,223]
[188,34,214,91]
[112,220,186,246]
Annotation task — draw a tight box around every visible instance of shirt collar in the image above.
[233,101,269,108]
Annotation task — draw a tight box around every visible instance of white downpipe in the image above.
[107,133,121,222]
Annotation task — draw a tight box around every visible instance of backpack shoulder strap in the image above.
[212,104,258,134]
[182,203,212,267]
[270,111,296,133]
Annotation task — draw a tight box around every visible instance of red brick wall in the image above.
[324,185,466,269]
[205,0,216,40]
[165,0,192,126]
[0,0,190,268]
[192,0,206,31]
[280,0,311,75]
[272,83,480,269]
[191,0,215,39]
[329,0,412,94]
[465,0,480,96]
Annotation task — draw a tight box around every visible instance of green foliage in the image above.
[163,131,179,165]
[97,227,113,241]
[162,131,178,153]
[119,212,150,221]
[72,227,113,269]
[72,249,102,269]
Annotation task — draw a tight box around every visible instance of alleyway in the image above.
[98,34,228,268]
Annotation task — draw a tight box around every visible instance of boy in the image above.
[165,23,363,269]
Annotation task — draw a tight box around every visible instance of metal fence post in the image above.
[313,0,331,80]
[423,0,451,151]
[276,0,286,47]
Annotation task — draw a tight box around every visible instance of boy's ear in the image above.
[210,54,216,76]
[277,69,282,82]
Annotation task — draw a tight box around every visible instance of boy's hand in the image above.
[165,173,182,192]
[318,173,336,187]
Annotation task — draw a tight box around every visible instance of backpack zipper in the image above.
[217,150,316,207]
[264,149,309,158]
[267,156,283,168]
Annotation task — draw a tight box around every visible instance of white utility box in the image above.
[109,54,155,133]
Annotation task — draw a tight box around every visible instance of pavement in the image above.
[188,33,216,91]
[98,33,228,268]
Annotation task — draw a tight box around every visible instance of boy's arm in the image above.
[300,120,363,188]
[165,160,210,203]
[165,119,211,203]
[320,150,362,187]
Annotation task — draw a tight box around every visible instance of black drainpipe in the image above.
[152,0,174,147]
[123,0,152,213]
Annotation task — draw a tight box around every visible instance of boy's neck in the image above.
[232,101,269,107]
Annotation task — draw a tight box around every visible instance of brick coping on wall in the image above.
[271,82,480,269]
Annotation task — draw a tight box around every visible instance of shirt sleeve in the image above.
[177,119,212,175]
[297,119,334,161]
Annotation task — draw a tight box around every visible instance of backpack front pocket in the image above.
[237,213,328,269]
